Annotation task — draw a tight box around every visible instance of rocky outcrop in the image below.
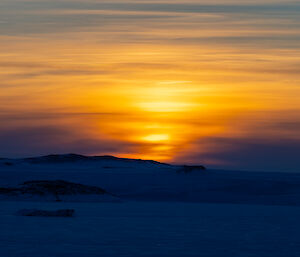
[0,180,118,202]
[21,180,107,196]
[177,165,206,174]
[17,209,75,217]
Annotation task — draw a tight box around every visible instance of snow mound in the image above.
[17,209,75,217]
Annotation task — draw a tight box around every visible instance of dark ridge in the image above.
[91,155,171,166]
[24,154,89,164]
[22,153,171,166]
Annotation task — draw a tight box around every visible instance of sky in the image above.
[0,0,300,171]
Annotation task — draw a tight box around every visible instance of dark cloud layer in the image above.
[176,137,300,172]
[2,1,300,13]
[0,125,137,158]
[1,0,299,37]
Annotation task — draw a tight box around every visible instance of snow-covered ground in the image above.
[1,154,300,256]
[1,201,300,257]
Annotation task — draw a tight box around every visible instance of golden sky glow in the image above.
[0,0,300,171]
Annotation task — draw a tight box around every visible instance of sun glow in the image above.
[142,134,170,142]
[138,101,196,112]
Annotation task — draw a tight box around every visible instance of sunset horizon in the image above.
[1,1,300,172]
[1,2,300,256]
